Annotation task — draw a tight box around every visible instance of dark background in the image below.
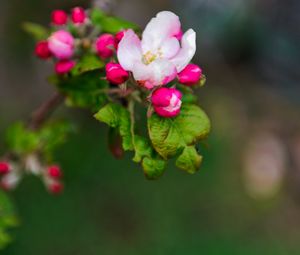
[1,0,300,254]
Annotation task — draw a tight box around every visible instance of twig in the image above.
[97,88,134,97]
[128,100,136,149]
[28,92,65,130]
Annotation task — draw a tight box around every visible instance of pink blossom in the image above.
[55,59,75,74]
[48,30,75,59]
[178,64,202,86]
[117,11,196,89]
[51,10,68,26]
[95,34,115,58]
[35,41,52,59]
[105,62,129,85]
[0,171,20,191]
[71,7,87,24]
[47,165,62,179]
[115,30,126,49]
[48,181,64,194]
[151,87,182,118]
[0,161,10,175]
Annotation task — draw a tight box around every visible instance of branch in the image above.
[97,87,134,97]
[28,92,65,130]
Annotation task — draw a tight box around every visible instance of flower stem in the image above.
[29,92,65,130]
[128,100,136,150]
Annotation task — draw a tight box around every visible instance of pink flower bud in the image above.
[51,10,68,26]
[71,7,87,24]
[151,87,182,118]
[0,162,10,175]
[35,41,52,59]
[47,165,62,179]
[105,62,129,85]
[48,30,75,59]
[55,59,75,75]
[96,34,115,58]
[114,30,126,49]
[178,64,202,86]
[48,181,64,194]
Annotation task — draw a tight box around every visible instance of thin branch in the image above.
[97,87,134,97]
[128,100,136,150]
[29,92,65,130]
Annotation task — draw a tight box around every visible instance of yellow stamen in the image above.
[143,51,157,65]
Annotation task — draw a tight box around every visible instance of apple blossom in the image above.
[96,34,115,58]
[71,7,87,24]
[117,11,196,89]
[178,64,202,86]
[48,181,64,194]
[48,30,75,59]
[0,161,10,175]
[0,172,20,191]
[51,10,68,26]
[25,155,42,175]
[47,165,62,179]
[151,87,182,118]
[35,41,52,59]
[105,62,129,85]
[115,30,126,49]
[55,59,75,74]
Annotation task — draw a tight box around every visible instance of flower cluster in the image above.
[35,7,89,74]
[1,6,210,192]
[107,11,203,117]
[0,160,63,194]
[34,9,203,118]
[0,9,210,247]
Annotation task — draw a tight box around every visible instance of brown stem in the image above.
[98,88,134,97]
[28,92,65,130]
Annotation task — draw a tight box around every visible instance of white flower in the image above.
[117,11,196,89]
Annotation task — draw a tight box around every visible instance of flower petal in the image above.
[132,59,177,89]
[141,11,181,54]
[170,29,196,72]
[160,37,180,59]
[117,29,142,71]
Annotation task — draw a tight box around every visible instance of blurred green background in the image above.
[1,0,300,254]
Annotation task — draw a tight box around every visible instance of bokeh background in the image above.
[1,0,300,254]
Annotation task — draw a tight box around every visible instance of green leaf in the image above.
[71,55,105,76]
[132,135,152,163]
[90,8,105,27]
[38,121,74,160]
[133,135,166,179]
[181,93,197,104]
[22,22,49,40]
[176,146,203,174]
[176,84,197,104]
[148,104,210,159]
[5,123,39,155]
[148,104,210,173]
[142,156,166,180]
[55,71,108,92]
[65,91,107,111]
[94,103,133,151]
[91,8,139,33]
[54,71,109,111]
[0,191,18,249]
[5,121,73,160]
[95,104,167,178]
[101,16,139,33]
